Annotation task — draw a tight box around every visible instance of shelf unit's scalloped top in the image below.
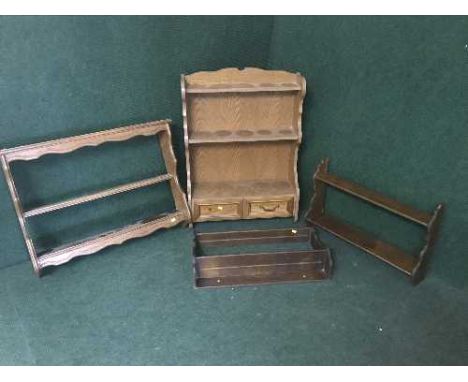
[185,67,303,89]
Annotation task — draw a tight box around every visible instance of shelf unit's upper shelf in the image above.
[186,85,301,94]
[183,67,304,95]
[188,128,299,144]
[315,171,432,226]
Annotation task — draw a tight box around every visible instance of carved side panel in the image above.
[158,124,191,221]
[305,159,329,222]
[292,73,307,221]
[412,203,444,283]
[0,155,40,274]
[181,75,193,211]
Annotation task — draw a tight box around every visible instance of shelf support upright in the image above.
[1,154,40,275]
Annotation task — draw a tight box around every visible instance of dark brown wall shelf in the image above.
[192,227,332,288]
[1,120,190,276]
[306,159,443,284]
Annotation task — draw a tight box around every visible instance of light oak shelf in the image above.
[188,129,299,144]
[192,180,295,201]
[185,85,301,94]
[182,68,306,222]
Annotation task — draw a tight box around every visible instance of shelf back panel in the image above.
[187,92,298,135]
[190,141,296,185]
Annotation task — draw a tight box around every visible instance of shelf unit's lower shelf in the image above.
[37,211,186,269]
[311,214,416,275]
[192,180,295,201]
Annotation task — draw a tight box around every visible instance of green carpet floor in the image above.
[1,219,467,365]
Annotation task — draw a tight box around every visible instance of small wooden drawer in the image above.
[196,202,241,220]
[248,199,293,218]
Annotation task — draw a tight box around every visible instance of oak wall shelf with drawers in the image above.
[181,67,306,223]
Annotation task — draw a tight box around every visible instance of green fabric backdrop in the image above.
[0,16,467,289]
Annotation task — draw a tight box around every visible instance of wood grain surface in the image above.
[181,67,306,222]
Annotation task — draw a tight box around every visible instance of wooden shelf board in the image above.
[37,211,185,268]
[197,227,311,246]
[316,172,431,227]
[195,250,329,288]
[186,85,301,94]
[311,214,416,275]
[188,129,299,144]
[192,180,295,201]
[24,174,173,218]
[193,226,330,288]
[0,120,170,162]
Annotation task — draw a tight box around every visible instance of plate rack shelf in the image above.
[181,67,306,223]
[0,120,190,276]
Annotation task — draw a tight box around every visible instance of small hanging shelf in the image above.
[192,227,332,288]
[305,159,443,284]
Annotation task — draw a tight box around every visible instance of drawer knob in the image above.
[261,204,280,212]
